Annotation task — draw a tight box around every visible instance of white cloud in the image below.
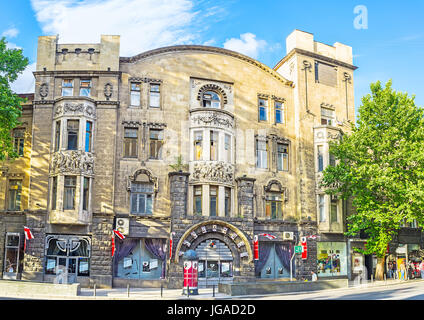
[10,63,36,94]
[223,33,267,59]
[1,27,19,39]
[30,0,203,56]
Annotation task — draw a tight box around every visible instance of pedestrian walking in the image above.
[387,262,393,279]
[400,261,406,281]
[419,259,424,279]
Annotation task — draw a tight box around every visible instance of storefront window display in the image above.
[115,238,166,280]
[317,242,347,277]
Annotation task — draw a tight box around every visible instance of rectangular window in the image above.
[82,177,90,211]
[62,79,73,96]
[321,107,335,126]
[224,134,231,163]
[194,131,203,161]
[256,139,268,169]
[265,194,282,220]
[64,176,76,210]
[209,186,218,217]
[130,82,141,106]
[331,197,338,223]
[55,121,61,152]
[52,176,57,210]
[224,187,231,217]
[329,152,336,167]
[275,101,284,124]
[8,180,22,211]
[124,128,138,158]
[13,129,25,157]
[79,79,91,97]
[277,143,289,171]
[258,98,268,121]
[317,145,324,172]
[85,121,93,152]
[315,62,337,87]
[194,186,202,215]
[130,183,153,215]
[149,129,163,160]
[67,120,79,150]
[210,131,218,161]
[319,195,326,222]
[149,84,160,108]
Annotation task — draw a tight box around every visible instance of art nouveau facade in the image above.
[0,30,376,288]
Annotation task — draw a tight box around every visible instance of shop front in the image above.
[255,241,294,279]
[3,232,24,280]
[317,242,348,278]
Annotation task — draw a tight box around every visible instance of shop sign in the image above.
[294,246,303,253]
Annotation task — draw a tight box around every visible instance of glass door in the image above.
[4,233,22,279]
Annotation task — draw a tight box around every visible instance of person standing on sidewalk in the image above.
[311,271,318,282]
[419,259,424,279]
[400,262,406,281]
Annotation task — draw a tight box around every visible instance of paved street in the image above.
[237,280,424,300]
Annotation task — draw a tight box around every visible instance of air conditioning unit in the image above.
[116,218,130,236]
[283,232,294,241]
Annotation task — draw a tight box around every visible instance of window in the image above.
[209,186,218,216]
[54,121,61,152]
[329,152,336,167]
[256,139,268,169]
[13,129,25,156]
[4,233,21,274]
[258,98,268,121]
[315,62,337,87]
[67,120,79,150]
[317,145,324,172]
[131,183,153,215]
[8,180,22,211]
[194,186,202,215]
[224,134,231,163]
[202,91,221,108]
[330,196,338,223]
[275,101,284,124]
[124,128,138,158]
[265,193,282,220]
[79,79,91,97]
[224,187,231,217]
[130,82,141,106]
[194,131,203,161]
[85,121,93,152]
[149,129,163,160]
[64,176,76,210]
[82,177,90,211]
[321,107,335,126]
[51,176,57,210]
[62,79,73,96]
[210,131,218,161]
[149,84,160,108]
[319,195,326,222]
[317,242,348,277]
[277,143,289,171]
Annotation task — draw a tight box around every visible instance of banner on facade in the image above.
[23,226,34,252]
[301,237,308,260]
[253,235,259,260]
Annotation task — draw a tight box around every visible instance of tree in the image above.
[0,37,29,161]
[321,80,424,280]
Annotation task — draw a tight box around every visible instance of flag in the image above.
[301,237,308,260]
[113,229,125,240]
[111,234,116,257]
[258,233,277,240]
[169,232,174,260]
[253,235,259,260]
[23,226,34,252]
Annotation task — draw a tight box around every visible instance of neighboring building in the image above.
[1,30,419,288]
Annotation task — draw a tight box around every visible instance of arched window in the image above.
[202,91,221,108]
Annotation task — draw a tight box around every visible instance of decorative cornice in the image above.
[120,45,293,87]
[122,120,167,128]
[129,77,162,83]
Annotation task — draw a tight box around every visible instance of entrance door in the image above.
[3,233,22,279]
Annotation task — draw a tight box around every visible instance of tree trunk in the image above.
[375,256,386,280]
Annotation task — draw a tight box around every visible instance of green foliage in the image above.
[321,80,424,258]
[169,155,189,172]
[0,37,29,161]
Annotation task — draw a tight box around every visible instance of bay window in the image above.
[63,176,76,210]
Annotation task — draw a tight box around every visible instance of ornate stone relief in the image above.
[321,102,334,110]
[127,168,159,193]
[264,179,289,202]
[191,111,234,129]
[51,151,94,175]
[191,161,234,184]
[121,120,167,129]
[54,102,96,118]
[39,83,49,100]
[197,84,228,105]
[104,83,113,100]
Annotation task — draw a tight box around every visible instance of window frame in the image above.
[258,98,268,122]
[202,91,221,109]
[193,131,203,161]
[265,193,283,220]
[209,185,218,217]
[130,82,141,107]
[51,176,58,210]
[256,139,268,169]
[79,79,92,97]
[210,130,219,161]
[193,185,202,215]
[277,143,289,172]
[149,128,164,160]
[66,119,80,151]
[85,121,93,153]
[275,100,284,124]
[54,121,61,152]
[82,177,90,211]
[13,128,25,157]
[123,127,138,158]
[7,180,22,211]
[130,182,154,215]
[61,79,74,96]
[63,176,77,210]
[149,83,161,108]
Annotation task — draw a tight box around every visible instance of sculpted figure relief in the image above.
[51,151,94,175]
[192,161,234,183]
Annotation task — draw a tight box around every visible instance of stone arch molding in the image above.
[197,84,228,105]
[174,220,253,263]
[127,168,159,193]
[264,179,288,202]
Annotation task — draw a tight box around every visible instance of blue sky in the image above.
[1,0,423,111]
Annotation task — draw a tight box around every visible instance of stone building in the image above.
[2,29,392,289]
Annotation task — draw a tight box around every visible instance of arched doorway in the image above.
[194,238,234,288]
